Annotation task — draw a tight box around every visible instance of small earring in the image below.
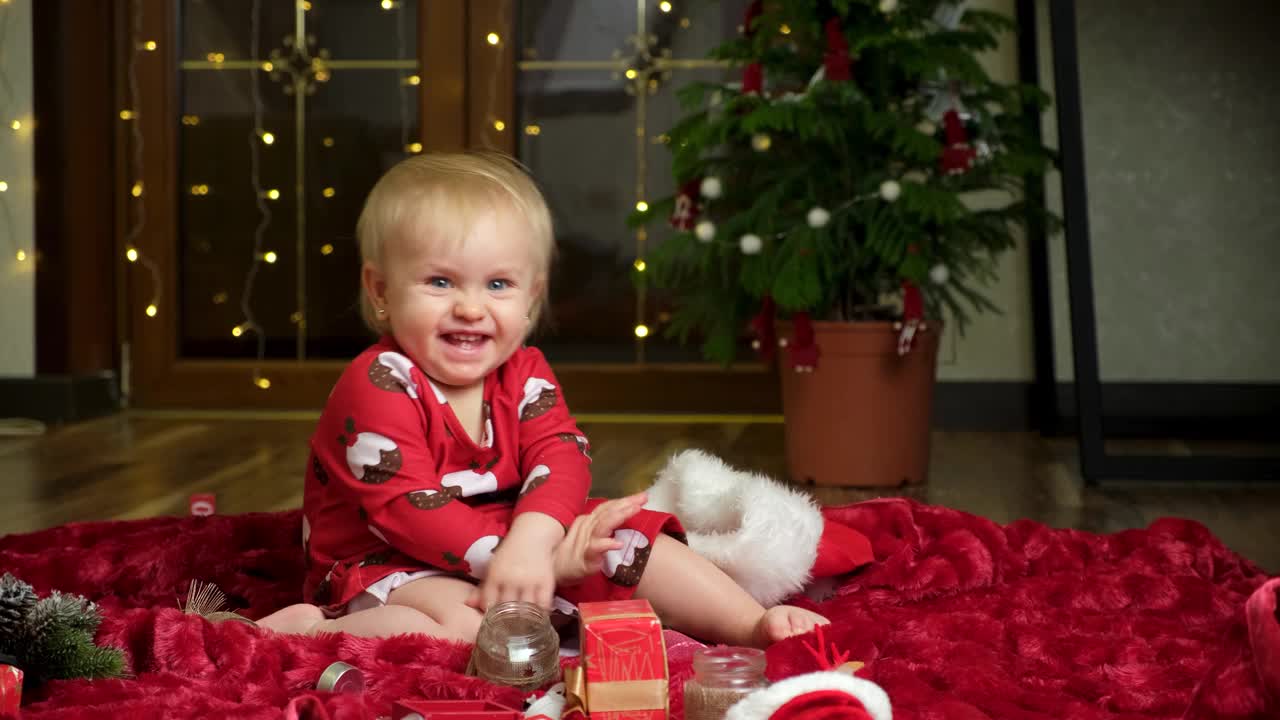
[377,308,387,315]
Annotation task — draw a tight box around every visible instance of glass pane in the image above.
[177,0,419,360]
[517,0,750,363]
[305,69,420,358]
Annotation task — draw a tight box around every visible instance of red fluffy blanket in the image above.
[0,499,1273,719]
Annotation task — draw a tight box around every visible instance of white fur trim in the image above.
[643,450,823,607]
[724,672,892,720]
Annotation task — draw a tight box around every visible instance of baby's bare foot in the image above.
[753,604,830,646]
[255,603,325,635]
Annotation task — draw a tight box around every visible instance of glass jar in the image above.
[468,600,561,692]
[683,646,768,720]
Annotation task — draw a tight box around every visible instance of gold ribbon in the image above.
[562,666,668,714]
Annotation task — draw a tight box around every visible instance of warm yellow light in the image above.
[266,189,280,200]
[255,377,272,389]
[406,142,423,153]
[524,124,541,136]
[659,1,673,13]
[212,291,228,304]
[405,74,420,85]
[290,311,303,324]
[634,259,647,272]
[634,324,650,338]
[486,32,501,45]
[315,70,330,82]
[263,251,279,263]
[0,181,7,192]
[323,136,335,147]
[126,248,139,262]
[493,120,506,131]
[261,131,275,145]
[143,40,157,51]
[680,17,691,28]
[261,61,274,72]
[9,120,20,131]
[131,181,144,197]
[190,184,210,195]
[625,68,638,79]
[301,0,312,9]
[15,250,27,262]
[145,304,158,317]
[231,324,244,337]
[380,0,393,9]
[320,243,334,255]
[780,23,791,35]
[119,109,136,120]
[206,52,225,63]
[322,187,335,198]
[182,114,200,125]
[635,200,649,212]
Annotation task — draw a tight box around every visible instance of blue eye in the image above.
[488,279,512,291]
[427,277,451,288]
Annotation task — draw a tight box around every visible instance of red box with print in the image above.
[0,662,22,715]
[575,599,668,720]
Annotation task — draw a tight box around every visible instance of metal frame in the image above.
[1046,0,1279,483]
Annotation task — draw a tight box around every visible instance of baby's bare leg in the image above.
[385,575,484,643]
[635,534,828,648]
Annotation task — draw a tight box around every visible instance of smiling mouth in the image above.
[442,333,489,348]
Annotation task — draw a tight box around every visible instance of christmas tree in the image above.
[633,0,1059,364]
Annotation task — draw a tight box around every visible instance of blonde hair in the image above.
[355,152,555,334]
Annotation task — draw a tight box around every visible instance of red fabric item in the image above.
[669,177,702,231]
[750,296,778,362]
[771,689,873,720]
[787,312,820,371]
[939,109,976,175]
[897,281,925,355]
[304,339,594,610]
[1247,578,1280,705]
[823,18,852,83]
[1,499,1273,719]
[812,514,874,580]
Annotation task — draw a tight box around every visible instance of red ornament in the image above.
[939,109,976,175]
[669,177,702,231]
[788,312,820,372]
[741,1,765,95]
[189,493,216,516]
[823,18,852,82]
[897,281,924,356]
[750,295,777,362]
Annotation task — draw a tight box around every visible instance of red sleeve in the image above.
[511,348,592,528]
[315,351,507,580]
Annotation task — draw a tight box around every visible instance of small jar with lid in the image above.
[683,645,768,720]
[467,600,561,693]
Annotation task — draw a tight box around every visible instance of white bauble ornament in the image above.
[879,179,902,202]
[930,264,950,285]
[751,133,772,152]
[915,119,937,136]
[879,0,899,13]
[694,220,716,242]
[739,234,763,255]
[700,176,723,199]
[806,207,830,228]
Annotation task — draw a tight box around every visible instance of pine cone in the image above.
[0,573,38,652]
[27,592,102,644]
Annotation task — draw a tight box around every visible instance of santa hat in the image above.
[725,671,892,720]
[644,450,873,608]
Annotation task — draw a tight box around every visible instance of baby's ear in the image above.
[361,261,386,303]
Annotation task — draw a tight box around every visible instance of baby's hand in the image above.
[553,493,647,585]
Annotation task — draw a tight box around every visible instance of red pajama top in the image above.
[301,337,593,609]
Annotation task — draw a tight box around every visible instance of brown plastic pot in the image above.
[778,321,939,487]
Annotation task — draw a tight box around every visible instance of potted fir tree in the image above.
[633,0,1058,487]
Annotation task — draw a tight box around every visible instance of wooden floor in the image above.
[2,412,1278,573]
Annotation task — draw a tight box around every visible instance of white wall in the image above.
[0,0,35,378]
